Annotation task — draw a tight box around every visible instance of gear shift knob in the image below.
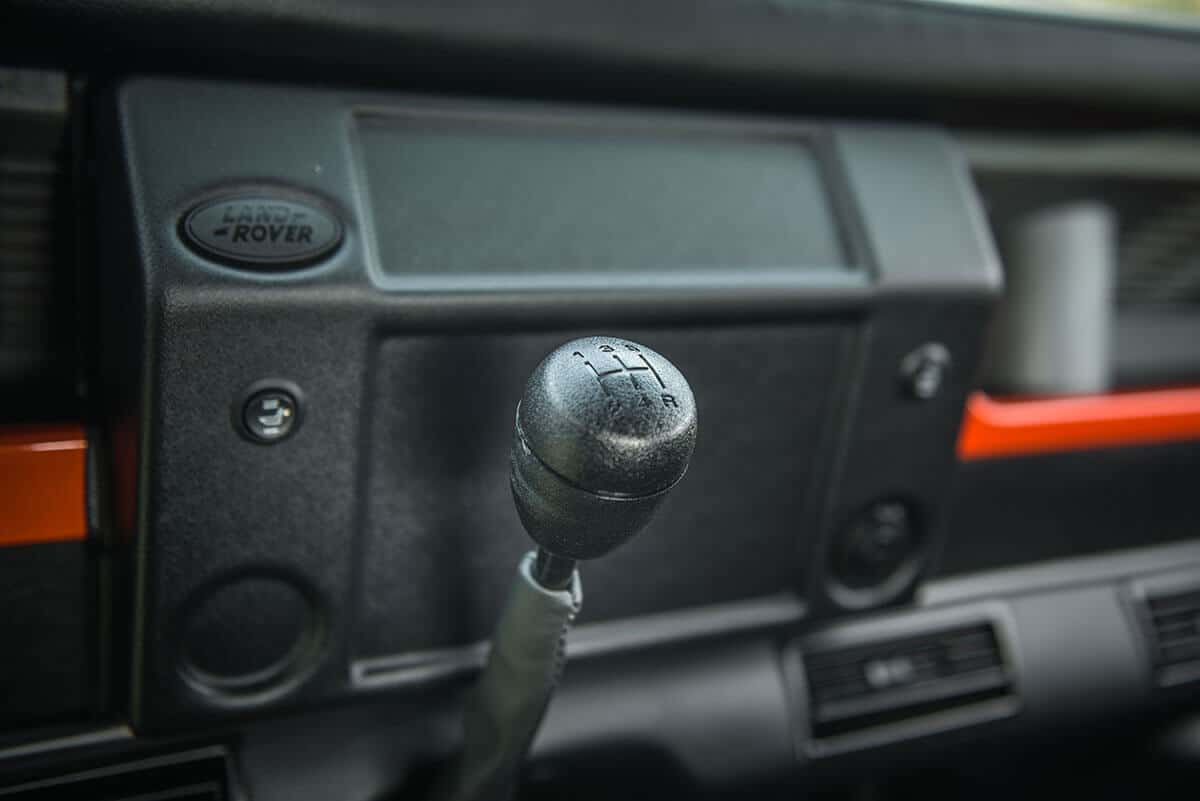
[435,337,696,801]
[510,337,697,587]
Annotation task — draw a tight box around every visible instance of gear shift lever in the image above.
[432,337,696,801]
[512,336,698,588]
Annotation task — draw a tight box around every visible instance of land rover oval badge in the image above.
[181,190,343,269]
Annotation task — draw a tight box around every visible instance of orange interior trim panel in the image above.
[958,388,1200,461]
[0,424,88,546]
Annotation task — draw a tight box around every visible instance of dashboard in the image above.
[3,2,1200,800]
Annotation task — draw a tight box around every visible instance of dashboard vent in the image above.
[965,134,1200,389]
[0,68,77,419]
[0,154,62,376]
[973,171,1200,309]
[804,622,1012,740]
[1142,587,1200,686]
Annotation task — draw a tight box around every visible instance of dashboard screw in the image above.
[900,343,952,400]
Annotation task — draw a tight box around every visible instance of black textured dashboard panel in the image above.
[97,77,997,731]
[358,325,846,657]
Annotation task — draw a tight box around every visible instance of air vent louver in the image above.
[0,68,76,418]
[804,623,1012,739]
[0,155,61,377]
[1143,587,1200,685]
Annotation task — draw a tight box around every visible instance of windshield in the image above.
[903,0,1200,32]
